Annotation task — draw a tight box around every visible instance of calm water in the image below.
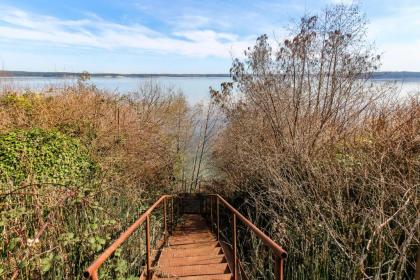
[0,76,419,104]
[0,76,231,104]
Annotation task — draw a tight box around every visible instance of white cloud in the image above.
[0,6,253,58]
[368,5,420,71]
[329,0,358,5]
[170,15,212,30]
[376,41,420,71]
[329,0,356,5]
[368,6,420,41]
[174,30,239,42]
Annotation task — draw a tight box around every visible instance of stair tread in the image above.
[154,274,231,280]
[161,247,222,258]
[154,214,232,279]
[156,263,230,277]
[159,254,226,266]
[171,231,213,236]
[169,238,216,246]
[168,241,219,249]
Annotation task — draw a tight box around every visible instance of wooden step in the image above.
[172,231,212,237]
[172,232,213,237]
[154,214,232,280]
[161,247,222,258]
[169,236,216,244]
[169,237,216,246]
[159,254,226,267]
[154,274,232,280]
[168,241,219,250]
[155,263,230,277]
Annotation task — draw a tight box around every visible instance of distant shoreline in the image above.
[0,70,420,80]
[0,71,230,78]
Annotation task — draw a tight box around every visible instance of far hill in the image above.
[1,70,420,80]
[371,71,420,79]
[0,71,230,78]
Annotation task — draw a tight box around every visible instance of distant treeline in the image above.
[1,70,420,80]
[0,70,230,78]
[371,71,420,79]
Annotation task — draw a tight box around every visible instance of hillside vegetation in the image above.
[0,80,196,279]
[211,5,419,280]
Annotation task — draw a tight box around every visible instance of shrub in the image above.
[211,4,419,279]
[0,128,97,185]
[0,81,190,279]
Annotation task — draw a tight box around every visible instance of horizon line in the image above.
[1,70,420,80]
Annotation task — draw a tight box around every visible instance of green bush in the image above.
[0,128,97,185]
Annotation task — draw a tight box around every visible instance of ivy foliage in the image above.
[0,128,97,185]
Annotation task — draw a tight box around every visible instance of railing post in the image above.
[232,213,237,280]
[163,198,167,244]
[216,197,220,241]
[171,196,174,234]
[145,215,151,279]
[280,257,284,280]
[274,255,284,280]
[210,196,213,232]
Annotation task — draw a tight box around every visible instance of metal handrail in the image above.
[84,195,173,280]
[215,195,287,258]
[84,193,286,280]
[208,194,287,280]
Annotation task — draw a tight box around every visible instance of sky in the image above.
[0,0,419,73]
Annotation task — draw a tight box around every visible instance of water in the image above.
[372,79,420,100]
[0,76,231,104]
[0,76,419,104]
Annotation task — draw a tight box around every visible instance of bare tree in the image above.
[211,4,419,280]
[189,101,220,192]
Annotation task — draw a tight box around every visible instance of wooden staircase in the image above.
[84,194,287,280]
[154,214,232,279]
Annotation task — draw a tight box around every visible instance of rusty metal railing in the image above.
[84,195,174,280]
[84,193,286,280]
[206,194,287,280]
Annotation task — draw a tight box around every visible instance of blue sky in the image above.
[0,0,419,73]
